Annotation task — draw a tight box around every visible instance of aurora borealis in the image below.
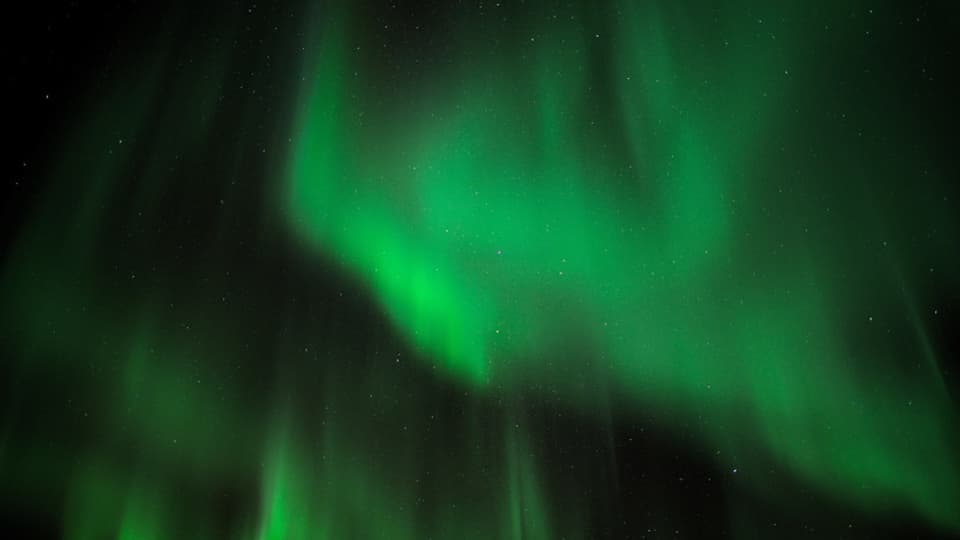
[2,1,959,538]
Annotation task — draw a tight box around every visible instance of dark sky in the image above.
[2,2,960,539]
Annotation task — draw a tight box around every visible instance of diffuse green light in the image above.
[286,0,960,530]
[0,0,957,538]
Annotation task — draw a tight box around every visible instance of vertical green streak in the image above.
[504,424,552,540]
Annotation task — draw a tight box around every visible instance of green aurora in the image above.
[2,1,959,538]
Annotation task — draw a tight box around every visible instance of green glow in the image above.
[1,1,958,538]
[286,0,960,531]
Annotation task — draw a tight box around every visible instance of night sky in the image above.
[2,1,960,539]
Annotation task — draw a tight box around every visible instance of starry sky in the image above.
[2,1,960,539]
